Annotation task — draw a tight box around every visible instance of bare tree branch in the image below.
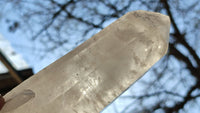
[32,0,75,40]
[121,90,184,99]
[161,0,200,67]
[164,82,200,113]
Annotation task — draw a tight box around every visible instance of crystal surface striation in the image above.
[0,10,170,113]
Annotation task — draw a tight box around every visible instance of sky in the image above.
[1,0,200,113]
[0,34,29,73]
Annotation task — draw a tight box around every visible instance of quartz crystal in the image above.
[0,10,170,113]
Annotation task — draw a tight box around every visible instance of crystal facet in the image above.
[0,10,170,113]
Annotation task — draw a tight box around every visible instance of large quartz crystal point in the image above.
[0,10,170,113]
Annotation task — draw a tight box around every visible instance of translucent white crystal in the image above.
[0,10,170,113]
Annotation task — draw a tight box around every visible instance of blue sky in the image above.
[1,0,200,112]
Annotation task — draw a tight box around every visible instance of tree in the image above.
[0,0,200,112]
